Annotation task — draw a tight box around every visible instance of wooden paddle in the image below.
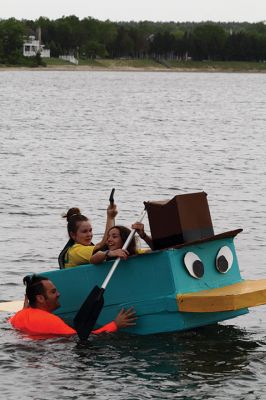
[74,209,147,340]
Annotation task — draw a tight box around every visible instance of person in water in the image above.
[90,223,153,264]
[9,275,136,337]
[58,203,117,269]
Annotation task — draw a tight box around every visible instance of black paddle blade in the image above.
[109,188,115,204]
[74,286,105,340]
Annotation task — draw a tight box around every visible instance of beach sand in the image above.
[1,64,266,73]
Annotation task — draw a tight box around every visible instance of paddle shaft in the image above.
[101,209,146,289]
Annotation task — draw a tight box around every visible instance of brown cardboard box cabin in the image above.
[144,192,214,250]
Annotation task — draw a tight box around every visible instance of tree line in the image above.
[1,16,266,65]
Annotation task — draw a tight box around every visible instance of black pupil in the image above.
[217,255,228,272]
[192,260,204,278]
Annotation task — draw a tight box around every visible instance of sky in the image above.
[1,0,266,23]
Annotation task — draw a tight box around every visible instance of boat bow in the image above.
[176,279,266,312]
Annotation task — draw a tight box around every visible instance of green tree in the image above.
[110,26,134,57]
[0,18,26,64]
[128,27,149,58]
[80,40,107,58]
[150,31,177,59]
[190,24,228,60]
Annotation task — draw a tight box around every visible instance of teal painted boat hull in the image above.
[42,234,249,335]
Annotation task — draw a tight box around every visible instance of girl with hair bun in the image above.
[58,203,117,269]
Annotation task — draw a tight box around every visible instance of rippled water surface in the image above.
[1,70,266,399]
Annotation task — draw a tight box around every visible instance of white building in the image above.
[23,35,50,58]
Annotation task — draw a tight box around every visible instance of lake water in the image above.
[1,70,266,399]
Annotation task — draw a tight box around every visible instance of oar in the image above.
[74,209,146,340]
[0,300,24,313]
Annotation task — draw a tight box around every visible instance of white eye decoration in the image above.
[184,252,204,279]
[216,246,233,273]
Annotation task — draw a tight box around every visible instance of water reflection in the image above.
[70,324,261,398]
[0,317,264,398]
[81,324,257,375]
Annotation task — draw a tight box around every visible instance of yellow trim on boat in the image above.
[177,279,266,312]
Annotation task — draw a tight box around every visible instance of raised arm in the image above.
[132,222,154,250]
[94,203,118,251]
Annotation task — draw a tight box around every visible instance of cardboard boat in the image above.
[39,192,266,334]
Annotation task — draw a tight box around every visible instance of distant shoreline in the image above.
[1,60,266,73]
[1,66,266,73]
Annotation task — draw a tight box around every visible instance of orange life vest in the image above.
[9,307,117,337]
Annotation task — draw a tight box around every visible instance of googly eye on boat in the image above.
[216,246,233,274]
[183,252,205,279]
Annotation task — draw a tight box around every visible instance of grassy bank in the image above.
[1,58,266,72]
[42,58,266,72]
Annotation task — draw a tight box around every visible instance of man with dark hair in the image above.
[10,275,136,337]
[23,275,49,307]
